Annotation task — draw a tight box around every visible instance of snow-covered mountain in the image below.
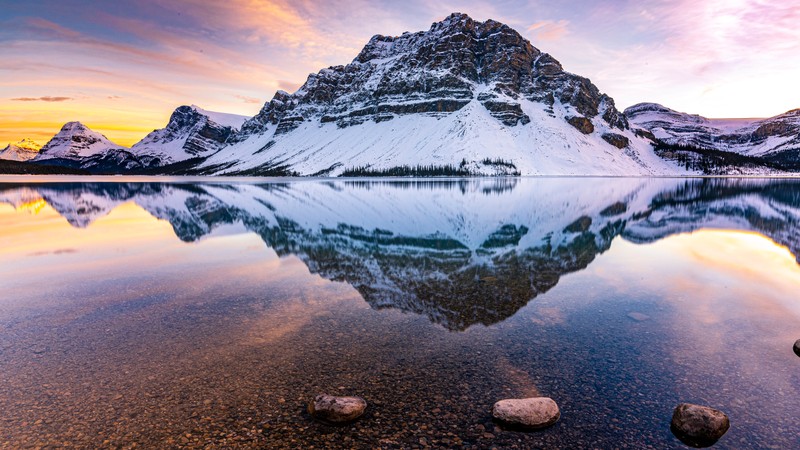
[3,178,799,329]
[131,105,248,164]
[195,13,682,176]
[625,103,800,169]
[7,13,798,175]
[0,138,41,161]
[34,122,125,160]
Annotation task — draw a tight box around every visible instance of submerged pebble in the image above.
[307,394,366,424]
[492,397,560,430]
[670,403,730,447]
[627,312,650,322]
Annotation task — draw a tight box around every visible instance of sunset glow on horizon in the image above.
[1,0,799,147]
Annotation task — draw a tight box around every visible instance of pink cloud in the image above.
[527,20,570,42]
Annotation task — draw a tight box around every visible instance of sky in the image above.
[1,0,799,147]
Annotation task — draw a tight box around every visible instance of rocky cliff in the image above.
[132,105,248,164]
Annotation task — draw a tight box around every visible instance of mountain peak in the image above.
[233,12,627,143]
[0,138,41,162]
[35,121,122,160]
[130,104,248,163]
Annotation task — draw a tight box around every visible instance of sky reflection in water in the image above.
[0,177,798,448]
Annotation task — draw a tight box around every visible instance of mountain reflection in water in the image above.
[2,177,798,331]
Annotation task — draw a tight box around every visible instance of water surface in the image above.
[1,177,799,449]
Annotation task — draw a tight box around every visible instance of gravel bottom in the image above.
[0,272,798,449]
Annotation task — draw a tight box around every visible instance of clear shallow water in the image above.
[0,177,798,449]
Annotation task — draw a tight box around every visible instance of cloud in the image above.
[277,80,302,93]
[11,96,73,102]
[235,94,261,104]
[527,20,569,41]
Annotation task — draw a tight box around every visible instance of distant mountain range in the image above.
[3,13,799,176]
[0,138,41,161]
[2,178,798,329]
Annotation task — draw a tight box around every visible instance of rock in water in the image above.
[307,394,367,424]
[492,397,560,430]
[671,403,730,447]
[794,339,800,357]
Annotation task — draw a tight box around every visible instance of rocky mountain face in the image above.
[3,178,799,330]
[197,13,675,176]
[0,138,41,161]
[625,103,800,171]
[34,122,123,160]
[239,13,626,133]
[132,105,248,164]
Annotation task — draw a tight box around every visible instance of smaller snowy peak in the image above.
[0,138,41,161]
[625,102,800,158]
[131,105,249,164]
[35,122,124,160]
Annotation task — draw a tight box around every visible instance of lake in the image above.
[1,177,798,449]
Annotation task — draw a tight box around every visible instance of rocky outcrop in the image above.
[602,133,629,149]
[566,116,594,134]
[132,105,247,164]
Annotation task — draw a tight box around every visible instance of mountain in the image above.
[626,103,800,171]
[3,178,799,330]
[195,12,681,176]
[0,138,41,161]
[6,13,799,176]
[131,105,248,164]
[34,122,125,160]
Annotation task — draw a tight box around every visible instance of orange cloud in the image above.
[11,96,73,102]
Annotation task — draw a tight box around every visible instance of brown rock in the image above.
[564,215,592,233]
[671,403,730,447]
[600,201,628,216]
[308,394,366,424]
[566,116,594,134]
[492,397,560,430]
[601,132,630,149]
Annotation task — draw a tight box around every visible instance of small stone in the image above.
[492,397,560,430]
[627,312,650,322]
[307,394,366,424]
[671,403,730,447]
[793,339,800,357]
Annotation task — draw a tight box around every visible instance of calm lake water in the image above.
[0,177,798,449]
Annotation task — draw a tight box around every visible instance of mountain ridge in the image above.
[6,13,800,176]
[0,138,41,161]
